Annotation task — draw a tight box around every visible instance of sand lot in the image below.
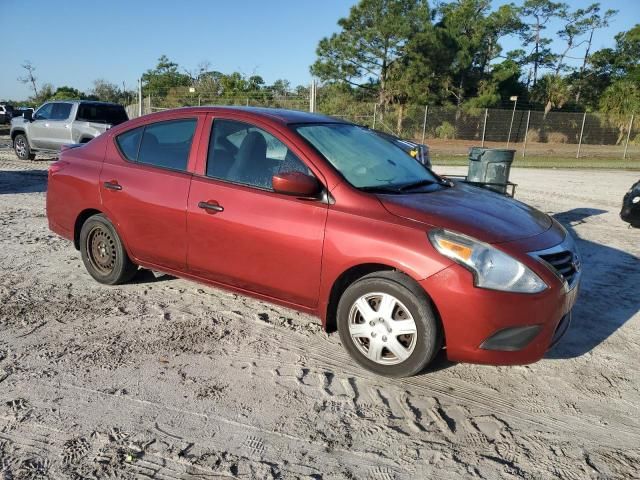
[0,142,639,479]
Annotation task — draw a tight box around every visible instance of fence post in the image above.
[138,78,142,117]
[576,112,587,159]
[507,98,518,147]
[623,114,634,159]
[421,105,428,144]
[522,110,531,158]
[372,104,377,129]
[481,108,488,147]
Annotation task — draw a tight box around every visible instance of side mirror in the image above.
[272,171,321,197]
[23,110,33,121]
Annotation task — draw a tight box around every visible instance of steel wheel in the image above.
[348,292,418,365]
[86,225,117,275]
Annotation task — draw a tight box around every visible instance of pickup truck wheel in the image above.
[14,134,35,160]
[337,271,442,378]
[79,214,138,285]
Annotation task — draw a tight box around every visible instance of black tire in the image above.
[337,271,441,377]
[79,214,138,285]
[14,134,35,160]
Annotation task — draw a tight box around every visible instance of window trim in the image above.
[33,102,54,121]
[113,117,198,175]
[204,117,317,193]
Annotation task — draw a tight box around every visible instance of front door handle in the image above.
[104,181,122,191]
[198,200,224,213]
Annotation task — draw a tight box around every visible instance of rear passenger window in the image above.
[137,119,196,171]
[116,127,143,161]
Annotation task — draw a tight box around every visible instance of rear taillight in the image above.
[49,160,69,175]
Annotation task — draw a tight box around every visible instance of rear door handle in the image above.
[198,201,224,213]
[104,181,122,191]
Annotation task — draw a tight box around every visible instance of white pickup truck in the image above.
[10,100,129,160]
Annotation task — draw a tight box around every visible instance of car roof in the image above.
[45,100,123,107]
[142,106,351,126]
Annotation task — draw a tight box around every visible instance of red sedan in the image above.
[46,107,580,377]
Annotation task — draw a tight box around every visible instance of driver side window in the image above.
[34,103,54,121]
[206,119,312,190]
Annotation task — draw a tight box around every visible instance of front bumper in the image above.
[420,262,579,365]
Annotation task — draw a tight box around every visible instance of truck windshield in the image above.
[294,123,438,190]
[76,104,128,125]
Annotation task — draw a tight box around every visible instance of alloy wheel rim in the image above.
[15,138,26,157]
[348,292,418,365]
[86,226,117,274]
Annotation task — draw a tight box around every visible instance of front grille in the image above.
[539,250,579,286]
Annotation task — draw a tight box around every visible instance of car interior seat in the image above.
[227,131,271,187]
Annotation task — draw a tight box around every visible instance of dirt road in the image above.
[0,145,639,479]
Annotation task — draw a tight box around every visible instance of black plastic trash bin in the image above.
[467,147,515,194]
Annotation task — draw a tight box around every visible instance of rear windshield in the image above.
[76,104,128,125]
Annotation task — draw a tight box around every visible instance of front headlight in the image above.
[428,229,547,294]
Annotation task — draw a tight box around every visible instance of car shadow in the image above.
[0,170,48,194]
[545,207,639,359]
[130,269,176,284]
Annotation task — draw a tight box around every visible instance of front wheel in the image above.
[14,134,35,160]
[337,271,441,377]
[79,214,138,285]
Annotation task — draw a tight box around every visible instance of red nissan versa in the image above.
[46,107,581,377]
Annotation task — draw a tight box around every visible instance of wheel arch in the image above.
[11,129,26,141]
[325,263,401,333]
[324,263,446,346]
[74,209,103,250]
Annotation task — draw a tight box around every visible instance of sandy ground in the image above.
[0,138,639,480]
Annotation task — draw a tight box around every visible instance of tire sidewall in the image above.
[79,215,132,285]
[337,273,440,377]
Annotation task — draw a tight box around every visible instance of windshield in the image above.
[295,123,437,190]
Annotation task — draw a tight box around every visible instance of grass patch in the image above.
[432,155,640,170]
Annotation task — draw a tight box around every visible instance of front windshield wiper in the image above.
[359,185,402,194]
[397,179,439,192]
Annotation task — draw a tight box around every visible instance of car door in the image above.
[46,102,74,150]
[29,103,54,149]
[186,115,328,308]
[100,115,203,271]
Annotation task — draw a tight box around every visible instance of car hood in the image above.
[378,182,552,244]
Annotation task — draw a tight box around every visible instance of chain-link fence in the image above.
[126,86,640,162]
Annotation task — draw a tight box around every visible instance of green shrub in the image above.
[435,121,456,139]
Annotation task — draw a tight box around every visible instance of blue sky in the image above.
[1,0,638,101]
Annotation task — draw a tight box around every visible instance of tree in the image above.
[311,0,430,108]
[31,83,55,106]
[90,79,123,103]
[531,74,571,116]
[519,0,566,87]
[436,0,522,107]
[142,55,191,96]
[574,4,617,103]
[18,61,39,97]
[51,86,85,100]
[599,79,640,144]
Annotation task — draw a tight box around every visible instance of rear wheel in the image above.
[79,214,137,285]
[337,271,441,377]
[14,134,35,160]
